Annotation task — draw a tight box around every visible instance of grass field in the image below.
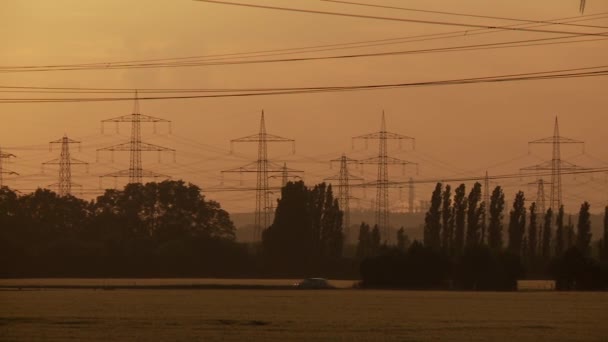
[1,286,607,341]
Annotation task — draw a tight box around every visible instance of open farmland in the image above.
[1,288,607,341]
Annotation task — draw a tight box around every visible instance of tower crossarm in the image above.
[358,156,418,166]
[353,131,415,141]
[102,113,170,123]
[357,179,405,189]
[97,141,175,152]
[529,136,584,144]
[101,169,169,179]
[521,159,588,171]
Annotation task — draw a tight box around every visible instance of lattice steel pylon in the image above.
[353,112,417,243]
[269,162,302,187]
[408,177,415,214]
[42,135,88,196]
[97,92,174,187]
[325,154,363,242]
[521,117,585,211]
[0,147,18,188]
[222,111,296,241]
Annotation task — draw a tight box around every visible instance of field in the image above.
[1,282,607,341]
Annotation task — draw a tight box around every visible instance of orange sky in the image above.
[1,0,607,215]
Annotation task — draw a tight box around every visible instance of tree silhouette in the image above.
[508,191,526,255]
[262,181,343,271]
[396,227,409,252]
[466,182,483,247]
[528,202,538,261]
[424,183,442,251]
[602,206,608,263]
[576,202,592,256]
[555,205,565,257]
[441,184,453,254]
[541,208,553,260]
[356,222,372,259]
[453,184,467,256]
[487,186,505,251]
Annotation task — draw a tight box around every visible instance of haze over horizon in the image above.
[1,0,608,215]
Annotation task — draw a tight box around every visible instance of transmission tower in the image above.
[269,162,302,187]
[222,111,296,241]
[521,117,585,211]
[97,93,174,186]
[408,177,415,214]
[353,112,417,243]
[42,135,88,196]
[325,154,363,242]
[0,147,18,188]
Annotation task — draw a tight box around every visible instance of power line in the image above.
[2,65,607,103]
[324,0,608,29]
[1,32,607,73]
[194,0,608,37]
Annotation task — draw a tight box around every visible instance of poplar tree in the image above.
[541,208,553,259]
[488,186,505,251]
[576,202,592,256]
[508,191,526,255]
[356,222,371,259]
[528,202,538,260]
[424,183,442,251]
[466,182,483,247]
[453,184,468,256]
[555,205,565,256]
[441,185,453,254]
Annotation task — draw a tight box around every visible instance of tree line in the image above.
[358,182,608,290]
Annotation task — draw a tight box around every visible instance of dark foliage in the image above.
[508,191,526,255]
[360,241,450,289]
[453,184,467,256]
[262,181,343,274]
[550,247,608,291]
[454,245,524,291]
[423,183,442,251]
[0,181,249,277]
[487,186,505,251]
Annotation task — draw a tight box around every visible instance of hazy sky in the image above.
[1,0,607,214]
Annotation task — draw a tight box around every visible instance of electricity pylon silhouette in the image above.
[269,162,303,187]
[408,177,415,214]
[42,135,88,196]
[353,112,417,243]
[97,92,174,186]
[521,117,585,211]
[325,154,363,242]
[222,111,295,241]
[0,147,18,188]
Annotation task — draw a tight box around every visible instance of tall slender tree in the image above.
[528,202,538,260]
[565,215,576,251]
[466,182,483,247]
[371,224,381,256]
[541,208,553,260]
[603,206,608,262]
[356,222,371,259]
[576,202,592,256]
[508,191,526,255]
[441,185,453,254]
[453,184,467,256]
[424,183,443,251]
[396,227,409,252]
[555,205,565,256]
[488,186,505,251]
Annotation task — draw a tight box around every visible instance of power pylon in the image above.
[97,93,174,186]
[353,112,417,243]
[269,162,303,187]
[0,147,18,188]
[325,154,363,242]
[408,177,415,213]
[222,111,295,241]
[42,135,88,196]
[521,117,585,211]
